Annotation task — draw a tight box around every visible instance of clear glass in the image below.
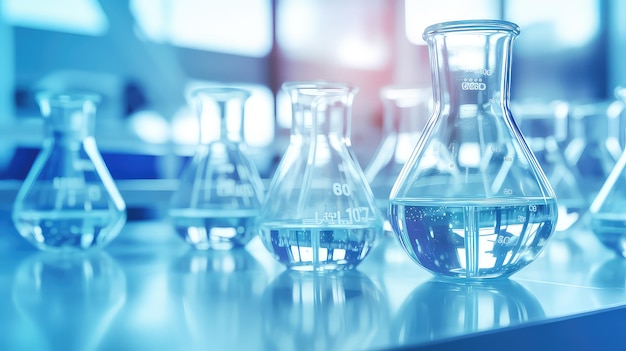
[12,92,126,252]
[168,87,265,250]
[589,92,626,257]
[513,100,586,232]
[389,20,558,279]
[257,81,384,272]
[365,85,431,232]
[563,101,617,207]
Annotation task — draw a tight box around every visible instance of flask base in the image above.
[389,199,557,279]
[259,224,379,272]
[13,209,125,252]
[170,209,258,250]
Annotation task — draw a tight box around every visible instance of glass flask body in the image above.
[389,21,558,279]
[12,93,126,252]
[513,101,586,232]
[258,82,384,272]
[589,92,626,257]
[564,102,617,207]
[365,86,431,231]
[169,87,265,250]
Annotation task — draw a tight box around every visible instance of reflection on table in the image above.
[0,219,624,350]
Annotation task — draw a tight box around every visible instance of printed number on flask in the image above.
[333,183,351,196]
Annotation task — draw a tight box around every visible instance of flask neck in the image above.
[424,22,518,113]
[37,92,99,142]
[380,86,431,136]
[283,82,356,143]
[192,87,250,145]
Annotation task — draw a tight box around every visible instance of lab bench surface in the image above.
[0,214,625,351]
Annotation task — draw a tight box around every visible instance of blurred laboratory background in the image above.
[0,0,625,217]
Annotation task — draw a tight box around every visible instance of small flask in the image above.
[12,92,126,252]
[364,85,431,231]
[257,81,383,271]
[389,20,558,279]
[168,87,265,250]
[513,100,586,232]
[589,92,626,257]
[564,101,616,206]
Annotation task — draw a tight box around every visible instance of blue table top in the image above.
[0,213,624,351]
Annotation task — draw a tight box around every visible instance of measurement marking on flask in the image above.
[302,207,371,225]
[332,183,351,196]
[503,188,513,195]
[463,67,492,76]
[461,78,486,91]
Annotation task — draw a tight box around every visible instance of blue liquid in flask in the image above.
[259,223,379,271]
[389,198,557,279]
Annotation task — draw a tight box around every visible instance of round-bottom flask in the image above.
[12,92,126,252]
[257,82,383,272]
[168,87,264,250]
[389,21,558,279]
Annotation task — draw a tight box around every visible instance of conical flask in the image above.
[389,20,558,279]
[12,92,126,252]
[364,85,431,232]
[257,81,383,272]
[168,87,265,250]
[513,100,586,232]
[589,92,626,257]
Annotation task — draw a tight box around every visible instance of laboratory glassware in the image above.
[589,92,626,258]
[364,85,431,231]
[513,100,586,232]
[389,20,558,279]
[169,87,265,250]
[564,101,616,206]
[257,81,384,272]
[12,92,126,252]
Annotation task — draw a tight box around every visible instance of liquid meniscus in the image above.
[13,209,125,252]
[259,223,379,271]
[169,208,259,250]
[389,198,557,279]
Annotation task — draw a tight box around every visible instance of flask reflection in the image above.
[261,270,389,351]
[393,278,544,346]
[12,251,126,351]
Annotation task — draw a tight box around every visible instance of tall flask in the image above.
[12,92,126,251]
[389,20,558,279]
[257,81,383,272]
[168,87,265,250]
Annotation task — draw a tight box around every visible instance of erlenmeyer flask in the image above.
[564,101,616,206]
[513,100,586,232]
[364,85,431,231]
[169,87,265,250]
[589,93,626,257]
[12,92,126,252]
[257,81,383,272]
[389,20,558,279]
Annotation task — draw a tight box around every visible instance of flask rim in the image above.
[423,19,520,38]
[35,91,101,107]
[281,81,358,96]
[190,86,251,102]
